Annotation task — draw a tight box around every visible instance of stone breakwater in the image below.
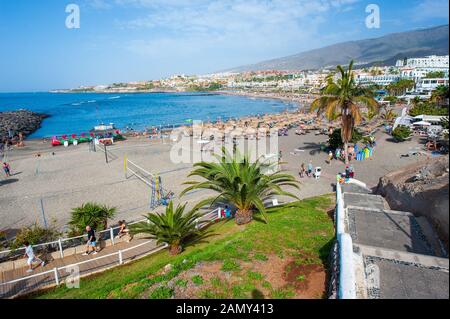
[0,110,49,140]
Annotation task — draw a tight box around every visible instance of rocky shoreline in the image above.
[0,110,49,141]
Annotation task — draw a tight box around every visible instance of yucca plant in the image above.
[130,201,210,255]
[180,148,299,225]
[311,60,379,164]
[381,108,397,123]
[68,202,116,235]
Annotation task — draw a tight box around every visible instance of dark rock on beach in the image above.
[0,110,49,141]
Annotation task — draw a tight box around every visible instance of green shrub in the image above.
[271,288,295,299]
[392,126,412,142]
[328,128,363,150]
[247,271,264,281]
[409,103,448,117]
[10,223,61,251]
[221,259,241,272]
[174,279,188,288]
[68,202,116,236]
[254,253,268,261]
[191,275,204,286]
[149,286,174,299]
[130,201,210,255]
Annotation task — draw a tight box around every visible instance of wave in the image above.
[108,96,121,100]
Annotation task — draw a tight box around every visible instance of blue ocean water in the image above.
[0,92,297,138]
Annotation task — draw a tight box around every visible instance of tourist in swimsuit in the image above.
[117,220,133,243]
[2,162,11,177]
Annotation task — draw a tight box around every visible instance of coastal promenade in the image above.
[0,238,162,298]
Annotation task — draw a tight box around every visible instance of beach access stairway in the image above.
[340,183,449,299]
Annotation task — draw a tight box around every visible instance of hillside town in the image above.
[59,55,449,102]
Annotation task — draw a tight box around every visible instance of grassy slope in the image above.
[34,195,335,299]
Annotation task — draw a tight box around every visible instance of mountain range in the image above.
[226,24,449,72]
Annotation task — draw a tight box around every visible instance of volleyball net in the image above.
[124,156,174,209]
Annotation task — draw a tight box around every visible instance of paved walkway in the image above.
[0,238,160,299]
[342,183,449,299]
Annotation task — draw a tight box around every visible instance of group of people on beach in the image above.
[299,160,320,179]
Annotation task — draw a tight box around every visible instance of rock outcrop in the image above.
[376,156,449,250]
[0,110,48,141]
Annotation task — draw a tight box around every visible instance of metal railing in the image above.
[0,206,222,298]
[0,218,147,262]
[335,182,356,299]
[0,240,167,298]
[0,207,222,263]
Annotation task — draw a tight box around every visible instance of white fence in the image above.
[0,207,222,265]
[0,207,222,298]
[335,183,356,299]
[0,218,148,263]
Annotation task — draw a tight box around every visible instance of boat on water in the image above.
[93,123,116,131]
[51,123,125,147]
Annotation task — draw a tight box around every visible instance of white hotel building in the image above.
[396,55,449,80]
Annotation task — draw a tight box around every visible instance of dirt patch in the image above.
[153,253,328,299]
[284,262,326,299]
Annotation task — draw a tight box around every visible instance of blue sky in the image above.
[0,0,448,92]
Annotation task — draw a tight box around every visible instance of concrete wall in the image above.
[376,158,449,250]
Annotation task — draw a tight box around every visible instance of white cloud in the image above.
[118,0,358,60]
[411,0,449,21]
[88,0,113,9]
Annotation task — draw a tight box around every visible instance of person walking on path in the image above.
[2,162,11,177]
[299,163,306,178]
[23,241,45,273]
[327,151,333,164]
[82,226,98,256]
[307,161,313,177]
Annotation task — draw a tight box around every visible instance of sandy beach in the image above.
[0,120,431,237]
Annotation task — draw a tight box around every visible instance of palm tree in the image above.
[310,60,379,164]
[431,85,449,107]
[180,149,299,225]
[411,96,421,108]
[381,108,397,123]
[130,201,210,255]
[68,202,116,235]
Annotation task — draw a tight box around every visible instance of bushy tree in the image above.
[409,102,448,117]
[328,128,363,150]
[130,202,211,255]
[181,148,299,225]
[68,202,116,235]
[392,126,412,142]
[10,223,61,250]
